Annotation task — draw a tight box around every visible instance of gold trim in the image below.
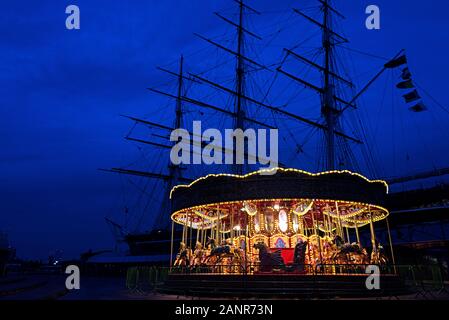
[170,167,389,198]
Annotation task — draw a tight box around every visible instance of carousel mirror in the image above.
[254,213,260,232]
[278,209,288,232]
[292,213,299,232]
[264,209,274,233]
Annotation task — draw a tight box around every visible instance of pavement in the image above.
[1,274,448,300]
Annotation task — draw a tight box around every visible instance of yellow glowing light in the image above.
[292,200,314,216]
[193,210,228,221]
[241,201,258,216]
[169,167,389,198]
[170,197,389,229]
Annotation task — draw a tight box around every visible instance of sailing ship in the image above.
[0,232,12,276]
[101,0,449,260]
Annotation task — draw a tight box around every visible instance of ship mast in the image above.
[322,0,336,170]
[234,0,246,175]
[277,0,357,171]
[155,55,186,229]
[169,55,184,184]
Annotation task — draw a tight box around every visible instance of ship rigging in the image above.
[100,0,449,255]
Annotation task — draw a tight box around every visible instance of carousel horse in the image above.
[333,234,344,248]
[321,238,335,263]
[370,241,388,264]
[253,242,285,272]
[331,242,370,265]
[205,237,231,256]
[190,241,206,269]
[293,239,308,272]
[203,238,238,272]
[173,242,191,269]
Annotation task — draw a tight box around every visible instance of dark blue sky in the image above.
[1,0,448,260]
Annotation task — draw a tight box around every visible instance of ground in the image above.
[0,274,448,300]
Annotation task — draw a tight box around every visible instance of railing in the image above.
[126,266,170,292]
[125,263,448,297]
[168,263,316,275]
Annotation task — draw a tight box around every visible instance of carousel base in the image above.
[159,273,409,298]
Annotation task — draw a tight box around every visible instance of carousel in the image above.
[169,168,394,274]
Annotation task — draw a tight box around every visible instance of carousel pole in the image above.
[196,227,200,246]
[217,205,221,244]
[322,214,327,237]
[345,227,350,243]
[312,209,323,264]
[386,217,397,274]
[170,220,174,270]
[303,217,306,235]
[335,201,344,241]
[244,222,248,275]
[355,223,361,245]
[324,214,330,238]
[311,210,317,235]
[231,207,234,241]
[182,215,187,244]
[201,229,207,248]
[189,213,193,253]
[369,206,377,261]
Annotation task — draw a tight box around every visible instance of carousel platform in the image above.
[159,273,410,298]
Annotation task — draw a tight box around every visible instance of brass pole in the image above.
[313,211,323,264]
[335,201,344,241]
[355,223,361,245]
[244,223,248,275]
[303,217,307,236]
[328,216,333,237]
[369,206,377,259]
[231,207,234,240]
[386,217,397,273]
[182,215,186,244]
[345,227,350,243]
[311,210,317,236]
[189,213,193,251]
[170,220,174,269]
[217,205,221,244]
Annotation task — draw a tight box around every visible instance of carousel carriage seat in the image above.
[269,235,294,265]
[272,248,295,264]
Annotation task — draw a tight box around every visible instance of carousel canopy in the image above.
[170,168,388,214]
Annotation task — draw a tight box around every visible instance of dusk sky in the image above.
[1,0,448,260]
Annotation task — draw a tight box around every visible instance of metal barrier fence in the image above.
[126,266,170,292]
[126,263,447,296]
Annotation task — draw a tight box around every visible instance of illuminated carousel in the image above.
[169,168,394,275]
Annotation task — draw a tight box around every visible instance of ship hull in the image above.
[125,229,183,257]
[0,248,11,276]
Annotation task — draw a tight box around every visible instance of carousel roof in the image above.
[170,168,388,213]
